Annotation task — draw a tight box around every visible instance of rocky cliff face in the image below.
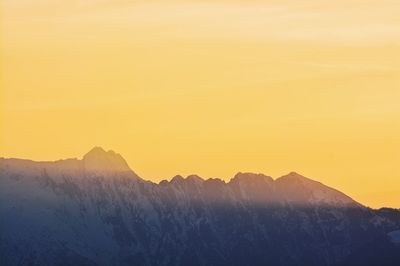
[1,148,399,266]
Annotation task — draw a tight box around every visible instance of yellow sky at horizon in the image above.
[1,0,400,208]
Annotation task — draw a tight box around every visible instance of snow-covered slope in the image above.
[0,148,399,266]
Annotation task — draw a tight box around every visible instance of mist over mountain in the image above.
[1,148,399,266]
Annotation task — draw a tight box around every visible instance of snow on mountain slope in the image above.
[83,147,132,173]
[0,147,399,266]
[275,172,360,207]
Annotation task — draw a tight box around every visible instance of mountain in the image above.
[83,147,132,173]
[1,148,399,266]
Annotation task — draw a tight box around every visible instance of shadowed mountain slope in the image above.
[0,147,399,266]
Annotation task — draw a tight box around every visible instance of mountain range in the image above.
[1,147,399,265]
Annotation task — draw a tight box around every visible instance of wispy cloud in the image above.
[4,0,400,44]
[298,62,400,72]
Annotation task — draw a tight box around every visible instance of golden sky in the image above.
[1,0,400,208]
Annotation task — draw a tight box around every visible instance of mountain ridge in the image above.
[0,147,360,208]
[1,147,399,266]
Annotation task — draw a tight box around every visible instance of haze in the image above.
[1,0,400,208]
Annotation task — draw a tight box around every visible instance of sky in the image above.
[1,0,400,208]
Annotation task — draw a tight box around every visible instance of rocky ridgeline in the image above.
[1,148,399,265]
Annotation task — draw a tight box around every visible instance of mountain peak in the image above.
[186,174,204,183]
[231,172,273,183]
[84,146,107,156]
[276,172,360,207]
[277,171,310,182]
[170,175,185,183]
[82,147,131,172]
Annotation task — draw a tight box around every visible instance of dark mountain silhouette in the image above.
[1,147,399,266]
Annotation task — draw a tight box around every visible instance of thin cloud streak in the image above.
[4,1,400,44]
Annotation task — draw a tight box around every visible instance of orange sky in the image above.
[1,0,400,208]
